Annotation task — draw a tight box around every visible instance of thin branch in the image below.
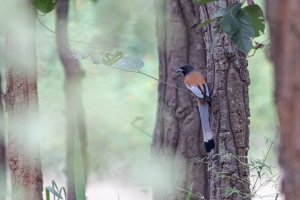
[137,71,194,97]
[253,173,281,195]
[250,135,277,196]
[37,15,199,99]
[102,64,196,98]
[177,188,205,199]
[36,16,99,45]
[131,122,152,138]
[247,38,270,58]
[254,193,282,199]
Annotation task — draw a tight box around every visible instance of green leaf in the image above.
[212,8,226,19]
[218,3,255,54]
[218,4,242,37]
[186,184,193,200]
[51,180,60,191]
[115,56,144,71]
[102,51,124,66]
[186,190,192,200]
[45,181,66,200]
[197,19,213,30]
[60,187,67,199]
[243,4,265,37]
[231,9,255,54]
[33,0,56,14]
[45,186,63,199]
[225,187,240,196]
[194,0,217,5]
[45,190,50,200]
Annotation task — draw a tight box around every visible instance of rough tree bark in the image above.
[0,70,6,199]
[266,1,300,199]
[56,0,87,199]
[151,0,209,199]
[199,0,251,199]
[4,1,43,199]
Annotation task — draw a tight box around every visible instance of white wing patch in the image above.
[185,83,204,99]
[204,83,210,97]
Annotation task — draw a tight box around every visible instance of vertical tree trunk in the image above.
[56,0,87,199]
[152,0,209,199]
[4,1,43,199]
[199,0,251,199]
[266,1,300,199]
[0,70,6,199]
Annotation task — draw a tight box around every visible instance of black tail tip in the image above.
[204,139,215,153]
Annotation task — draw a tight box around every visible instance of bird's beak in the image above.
[176,68,183,73]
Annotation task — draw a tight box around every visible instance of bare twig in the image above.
[254,172,280,193]
[131,121,152,138]
[177,188,205,199]
[103,64,195,98]
[250,135,277,196]
[36,16,101,45]
[137,71,194,97]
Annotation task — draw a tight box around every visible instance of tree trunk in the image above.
[56,0,87,199]
[151,0,209,199]
[266,1,300,199]
[4,1,43,199]
[199,0,251,199]
[0,69,6,199]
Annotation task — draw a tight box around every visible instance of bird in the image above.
[176,65,215,153]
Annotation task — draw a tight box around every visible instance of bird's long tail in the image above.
[198,102,215,152]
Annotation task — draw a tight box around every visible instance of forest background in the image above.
[0,0,277,199]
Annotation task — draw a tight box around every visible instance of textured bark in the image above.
[0,69,6,199]
[266,1,300,199]
[56,0,87,199]
[199,0,251,199]
[4,1,43,199]
[151,0,208,199]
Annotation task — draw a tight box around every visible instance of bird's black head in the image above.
[176,65,195,76]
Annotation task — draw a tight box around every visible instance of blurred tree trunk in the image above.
[4,1,43,199]
[56,0,87,199]
[151,0,209,199]
[266,1,300,199]
[199,1,251,199]
[0,70,6,199]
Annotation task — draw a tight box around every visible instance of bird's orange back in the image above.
[184,71,207,91]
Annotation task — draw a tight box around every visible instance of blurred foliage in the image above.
[36,1,157,182]
[91,0,156,56]
[0,0,277,197]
